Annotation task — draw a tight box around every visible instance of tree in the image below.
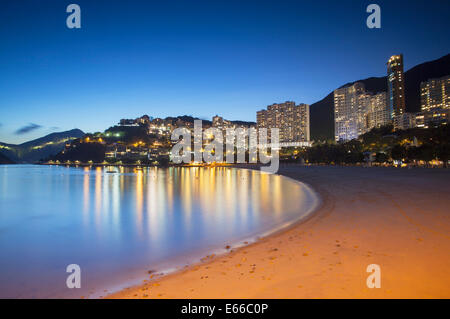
[375,152,389,163]
[436,143,450,168]
[53,143,106,163]
[436,144,450,168]
[416,144,435,163]
[390,145,406,161]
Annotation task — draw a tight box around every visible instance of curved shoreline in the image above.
[100,168,321,298]
[106,167,324,299]
[108,165,450,299]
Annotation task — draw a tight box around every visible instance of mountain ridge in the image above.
[0,129,85,163]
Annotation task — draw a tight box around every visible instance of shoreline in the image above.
[107,165,450,299]
[34,162,449,169]
[96,167,321,299]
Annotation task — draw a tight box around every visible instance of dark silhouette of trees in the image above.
[53,142,106,163]
[391,145,407,161]
[303,124,449,166]
[375,152,389,163]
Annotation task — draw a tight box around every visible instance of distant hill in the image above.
[310,54,450,141]
[0,152,15,164]
[0,129,85,163]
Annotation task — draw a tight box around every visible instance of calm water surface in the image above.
[0,165,318,298]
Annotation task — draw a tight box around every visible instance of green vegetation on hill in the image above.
[103,125,156,144]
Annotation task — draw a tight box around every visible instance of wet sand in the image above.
[108,166,450,299]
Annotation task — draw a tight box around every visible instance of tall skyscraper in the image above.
[365,92,390,130]
[334,83,390,141]
[257,101,310,143]
[387,54,406,118]
[334,83,370,141]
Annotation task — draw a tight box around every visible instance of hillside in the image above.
[0,129,85,163]
[310,54,450,141]
[0,152,15,164]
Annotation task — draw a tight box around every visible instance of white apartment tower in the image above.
[334,83,369,141]
[257,101,310,143]
[334,83,390,141]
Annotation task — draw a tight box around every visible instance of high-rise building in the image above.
[334,83,371,141]
[416,109,450,129]
[256,101,310,143]
[387,54,406,119]
[334,83,391,141]
[393,113,417,131]
[365,92,390,130]
[420,75,450,111]
[416,75,450,128]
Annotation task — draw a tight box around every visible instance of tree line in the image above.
[300,124,449,167]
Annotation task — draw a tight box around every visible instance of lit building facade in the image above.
[420,75,450,111]
[365,92,390,130]
[212,115,234,130]
[334,83,391,141]
[212,115,255,131]
[387,54,406,119]
[212,115,225,129]
[416,109,450,129]
[257,101,310,143]
[394,112,417,130]
[417,75,450,128]
[334,83,370,141]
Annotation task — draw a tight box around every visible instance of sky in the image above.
[0,0,449,144]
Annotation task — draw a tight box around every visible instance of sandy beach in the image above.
[108,166,450,299]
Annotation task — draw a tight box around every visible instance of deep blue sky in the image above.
[0,0,449,144]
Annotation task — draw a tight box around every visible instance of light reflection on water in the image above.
[0,165,317,298]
